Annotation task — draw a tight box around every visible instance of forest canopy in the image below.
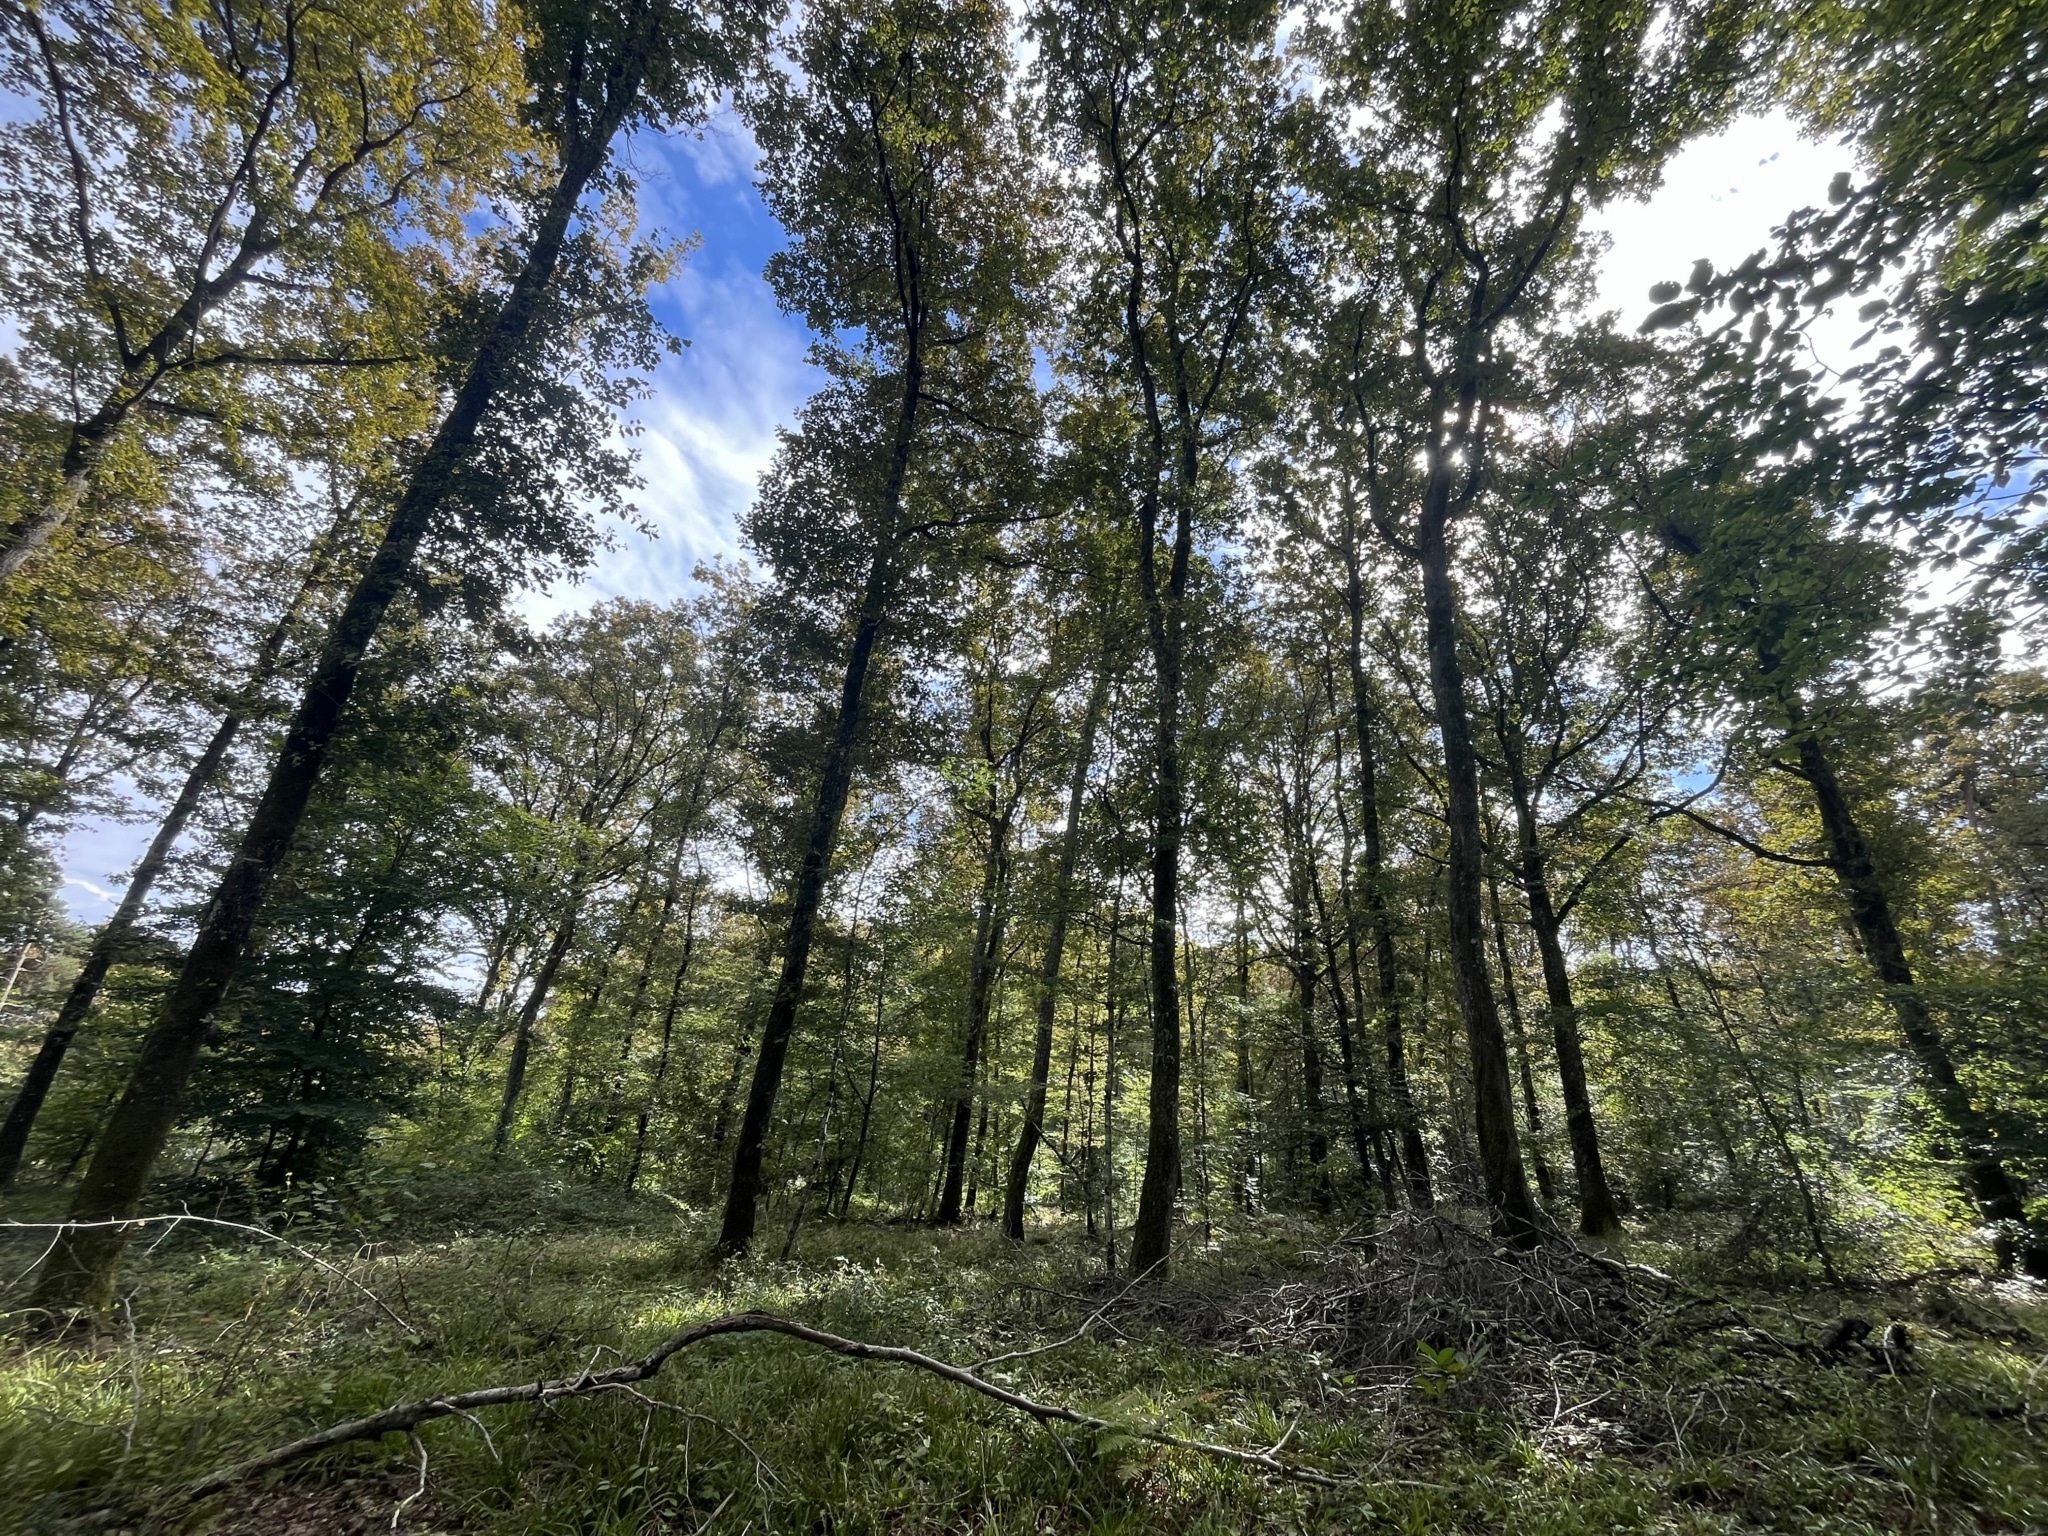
[0,0,2044,1529]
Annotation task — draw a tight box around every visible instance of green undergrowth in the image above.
[0,1177,2042,1534]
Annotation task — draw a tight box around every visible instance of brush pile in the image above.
[1211,1212,1650,1382]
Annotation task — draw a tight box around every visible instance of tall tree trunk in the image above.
[0,507,344,1187]
[1005,651,1109,1238]
[939,810,1012,1224]
[1130,559,1186,1275]
[1793,722,2046,1276]
[713,535,903,1256]
[495,906,580,1151]
[1102,881,1124,1269]
[31,59,652,1309]
[1337,510,1432,1208]
[1415,478,1537,1240]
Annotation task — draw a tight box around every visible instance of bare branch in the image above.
[183,1309,1342,1501]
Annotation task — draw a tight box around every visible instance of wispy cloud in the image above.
[529,111,818,620]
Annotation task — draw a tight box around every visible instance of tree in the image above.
[33,0,771,1311]
[1034,0,1298,1276]
[1305,0,1756,1238]
[0,0,526,583]
[711,0,1041,1256]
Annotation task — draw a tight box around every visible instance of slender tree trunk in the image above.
[939,811,1012,1224]
[1487,871,1556,1206]
[1513,826,1622,1237]
[1338,560,1431,1208]
[1678,944,1840,1282]
[0,713,235,1189]
[1232,898,1256,1210]
[626,883,700,1193]
[1286,847,1331,1207]
[1793,722,2045,1276]
[837,946,886,1219]
[1102,883,1123,1270]
[0,508,343,1188]
[603,873,678,1138]
[1005,652,1109,1238]
[1414,480,1537,1240]
[31,55,651,1308]
[1309,862,1379,1202]
[714,547,900,1254]
[495,906,580,1152]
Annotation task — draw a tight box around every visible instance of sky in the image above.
[52,106,1854,923]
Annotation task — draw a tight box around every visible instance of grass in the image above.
[1,1173,2043,1534]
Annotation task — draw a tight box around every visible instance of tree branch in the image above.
[183,1309,1342,1501]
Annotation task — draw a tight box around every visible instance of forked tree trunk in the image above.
[1792,722,2046,1277]
[1005,651,1110,1238]
[32,48,652,1310]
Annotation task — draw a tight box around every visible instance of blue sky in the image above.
[530,105,820,616]
[55,106,1848,922]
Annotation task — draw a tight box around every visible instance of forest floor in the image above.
[1,1171,2043,1535]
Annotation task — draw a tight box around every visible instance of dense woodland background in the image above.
[0,0,2045,1527]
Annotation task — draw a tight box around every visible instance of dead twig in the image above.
[185,1309,1343,1500]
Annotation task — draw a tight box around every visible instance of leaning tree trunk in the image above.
[1005,651,1109,1238]
[713,537,898,1257]
[0,500,346,1188]
[30,62,650,1310]
[1793,721,2046,1277]
[494,904,581,1152]
[1414,472,1538,1241]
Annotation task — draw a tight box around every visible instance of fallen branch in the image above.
[188,1309,1342,1499]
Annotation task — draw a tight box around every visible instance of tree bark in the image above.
[31,42,652,1309]
[1793,722,2046,1276]
[1004,651,1109,1238]
[1415,477,1538,1241]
